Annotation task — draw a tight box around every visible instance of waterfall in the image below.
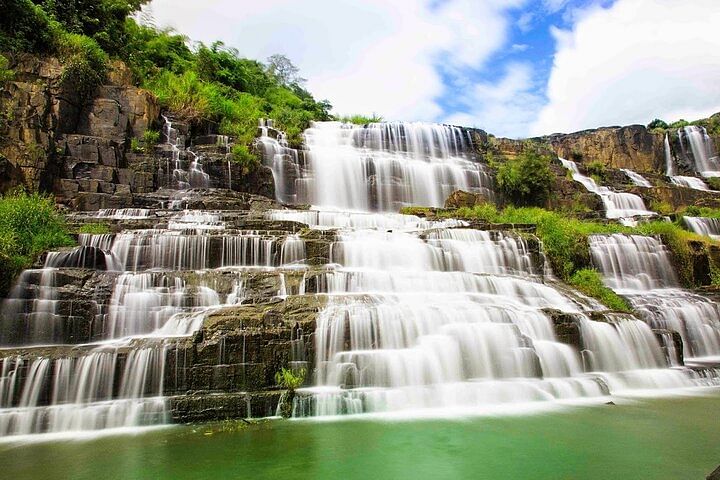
[665,133,676,176]
[670,176,710,191]
[161,116,210,189]
[559,159,655,225]
[684,216,720,240]
[0,204,309,436]
[589,234,720,358]
[666,131,712,189]
[620,169,652,188]
[679,126,720,177]
[260,120,492,211]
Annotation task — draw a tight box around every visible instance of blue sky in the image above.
[146,0,720,138]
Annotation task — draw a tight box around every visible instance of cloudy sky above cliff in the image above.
[145,0,720,138]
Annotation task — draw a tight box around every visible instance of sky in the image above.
[144,0,720,138]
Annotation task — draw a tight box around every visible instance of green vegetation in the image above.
[402,203,720,307]
[496,151,555,207]
[56,32,109,101]
[142,129,160,154]
[77,223,111,235]
[338,114,384,125]
[0,189,73,295]
[647,113,720,136]
[275,367,306,418]
[584,160,607,182]
[706,177,720,191]
[0,1,333,157]
[231,144,259,171]
[0,55,14,83]
[647,118,669,130]
[649,200,674,216]
[569,269,631,312]
[682,206,720,218]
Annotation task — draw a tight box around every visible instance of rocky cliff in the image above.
[0,54,274,209]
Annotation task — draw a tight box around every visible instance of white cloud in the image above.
[531,0,720,135]
[444,63,544,137]
[145,0,524,121]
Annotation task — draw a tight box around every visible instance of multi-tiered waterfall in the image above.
[2,119,720,438]
[0,204,313,437]
[262,121,717,417]
[259,121,493,211]
[589,234,720,360]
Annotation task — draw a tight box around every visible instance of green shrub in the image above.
[669,119,690,129]
[496,151,554,207]
[649,200,674,216]
[569,269,631,312]
[142,129,160,154]
[706,177,720,191]
[647,118,669,130]
[0,55,14,84]
[0,0,55,53]
[56,32,108,102]
[231,144,259,171]
[338,114,384,125]
[275,367,306,418]
[585,160,607,180]
[130,137,143,153]
[0,189,73,295]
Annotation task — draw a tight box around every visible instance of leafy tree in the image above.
[647,118,669,130]
[267,53,305,87]
[0,0,55,53]
[496,151,554,207]
[33,0,149,55]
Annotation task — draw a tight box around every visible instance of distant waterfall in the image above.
[684,216,720,240]
[678,126,720,177]
[559,159,655,225]
[620,169,652,188]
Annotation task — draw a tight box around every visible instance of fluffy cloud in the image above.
[444,63,545,137]
[531,0,720,135]
[145,0,524,121]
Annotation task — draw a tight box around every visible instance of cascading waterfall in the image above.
[0,206,309,437]
[260,120,493,211]
[162,116,210,189]
[620,169,652,188]
[683,217,720,240]
[292,222,710,417]
[679,126,720,177]
[589,234,720,359]
[559,159,655,225]
[666,132,712,190]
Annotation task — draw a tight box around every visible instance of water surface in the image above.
[2,392,720,479]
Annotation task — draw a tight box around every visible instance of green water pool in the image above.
[2,392,720,479]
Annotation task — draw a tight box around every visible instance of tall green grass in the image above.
[0,190,74,295]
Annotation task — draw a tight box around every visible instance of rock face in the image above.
[0,54,274,208]
[545,125,663,172]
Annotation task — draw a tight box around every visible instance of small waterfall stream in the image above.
[678,126,720,178]
[559,158,655,225]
